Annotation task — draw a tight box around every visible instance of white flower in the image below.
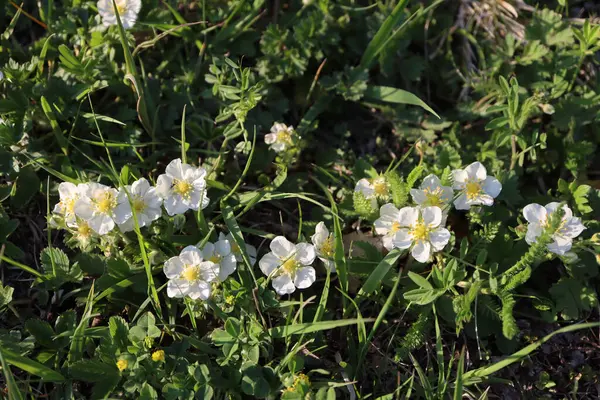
[53,182,88,228]
[155,158,209,216]
[452,162,502,210]
[410,174,454,209]
[264,123,295,152]
[374,203,406,251]
[311,222,336,272]
[390,206,451,263]
[164,246,219,300]
[201,240,237,281]
[258,236,316,295]
[72,218,95,246]
[218,232,257,266]
[118,178,162,232]
[523,202,586,255]
[97,0,141,29]
[354,176,390,202]
[74,183,130,235]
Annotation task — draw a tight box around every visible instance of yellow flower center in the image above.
[281,258,299,275]
[372,179,389,196]
[151,350,165,362]
[465,181,482,200]
[63,197,77,215]
[409,222,429,241]
[95,192,116,214]
[276,129,293,143]
[77,222,93,238]
[181,265,200,281]
[423,187,443,207]
[116,359,128,371]
[173,179,193,199]
[115,0,127,14]
[208,255,221,264]
[132,197,146,213]
[390,221,401,234]
[320,236,335,257]
[225,295,235,305]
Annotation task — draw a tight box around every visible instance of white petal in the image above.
[411,241,431,263]
[420,174,442,190]
[270,236,296,259]
[421,206,442,228]
[560,217,585,239]
[525,223,543,245]
[187,281,211,300]
[374,217,392,236]
[201,242,215,259]
[452,169,468,189]
[179,246,203,265]
[355,178,374,198]
[218,255,237,281]
[165,158,184,180]
[464,162,487,181]
[523,203,546,224]
[272,274,296,295]
[89,214,114,235]
[382,235,395,251]
[398,207,419,227]
[295,243,316,266]
[74,197,94,220]
[215,240,231,256]
[293,267,316,289]
[113,201,132,225]
[440,186,454,203]
[144,187,162,208]
[545,202,572,220]
[167,279,190,298]
[428,228,450,251]
[164,257,184,279]
[264,133,277,144]
[58,182,78,199]
[392,229,413,249]
[477,194,495,206]
[259,252,280,276]
[154,175,172,199]
[271,142,286,152]
[482,176,502,198]
[199,261,219,282]
[311,222,329,246]
[410,188,427,205]
[246,244,257,266]
[547,237,572,255]
[143,206,162,223]
[379,203,401,222]
[131,178,150,196]
[453,193,470,210]
[164,196,188,216]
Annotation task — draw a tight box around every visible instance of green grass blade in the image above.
[40,96,69,155]
[68,282,94,364]
[359,0,409,69]
[364,85,439,118]
[463,322,600,385]
[269,319,373,338]
[221,202,258,287]
[0,347,65,382]
[357,248,403,299]
[453,346,465,400]
[0,349,24,400]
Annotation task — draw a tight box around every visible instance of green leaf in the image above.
[240,363,270,398]
[140,383,158,400]
[0,348,65,382]
[109,316,130,349]
[25,319,56,349]
[407,271,433,289]
[485,116,509,131]
[364,85,439,118]
[269,319,373,338]
[225,318,242,339]
[549,278,598,320]
[0,281,14,310]
[0,348,24,400]
[404,288,445,305]
[69,359,119,382]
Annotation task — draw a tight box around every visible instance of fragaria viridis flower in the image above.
[354,176,390,205]
[258,236,316,295]
[74,182,130,235]
[201,239,237,281]
[155,158,209,216]
[523,202,585,255]
[118,178,162,232]
[218,232,257,266]
[389,206,451,263]
[265,122,295,152]
[410,174,453,209]
[452,162,502,210]
[164,246,219,300]
[311,222,336,272]
[53,182,88,227]
[97,0,141,29]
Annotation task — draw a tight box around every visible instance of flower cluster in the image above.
[163,234,256,300]
[371,162,502,263]
[258,222,336,295]
[51,159,209,239]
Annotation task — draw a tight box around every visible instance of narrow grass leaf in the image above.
[0,348,65,382]
[0,349,24,400]
[269,319,373,338]
[357,248,403,298]
[364,85,439,118]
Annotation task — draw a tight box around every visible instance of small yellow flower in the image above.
[152,350,165,362]
[116,359,128,371]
